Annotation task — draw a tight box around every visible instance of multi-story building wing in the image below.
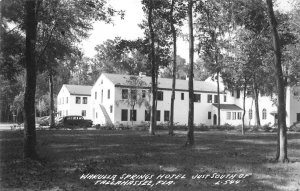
[57,73,300,127]
[91,73,245,126]
[57,84,92,120]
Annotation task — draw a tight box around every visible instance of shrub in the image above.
[248,125,259,132]
[209,123,235,131]
[261,123,272,132]
[93,124,101,130]
[289,122,300,132]
[195,124,209,131]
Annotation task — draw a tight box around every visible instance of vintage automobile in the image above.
[56,115,93,129]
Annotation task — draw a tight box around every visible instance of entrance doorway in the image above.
[213,114,217,125]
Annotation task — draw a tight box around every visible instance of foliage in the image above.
[93,38,149,75]
[116,76,150,116]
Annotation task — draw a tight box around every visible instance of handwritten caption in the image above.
[80,173,252,186]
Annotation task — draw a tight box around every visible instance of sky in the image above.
[80,0,294,62]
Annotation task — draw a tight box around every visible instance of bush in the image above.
[289,122,300,132]
[195,124,209,131]
[261,123,273,132]
[93,123,115,130]
[116,123,130,130]
[209,123,235,131]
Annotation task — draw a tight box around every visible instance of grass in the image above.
[0,129,300,191]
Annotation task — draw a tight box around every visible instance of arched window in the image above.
[262,109,267,120]
[249,109,253,120]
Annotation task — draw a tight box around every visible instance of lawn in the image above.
[0,129,300,191]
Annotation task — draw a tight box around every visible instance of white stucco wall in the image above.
[91,75,116,125]
[225,90,277,126]
[68,95,92,120]
[57,86,71,117]
[112,86,227,126]
[57,85,92,120]
[287,86,300,127]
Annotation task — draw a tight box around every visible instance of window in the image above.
[66,110,68,116]
[157,91,163,101]
[262,109,267,120]
[232,112,237,120]
[142,90,146,98]
[237,112,241,120]
[236,90,240,98]
[95,91,97,99]
[297,113,300,122]
[249,109,253,119]
[214,95,218,103]
[194,94,201,102]
[207,94,212,103]
[131,89,137,100]
[156,110,161,121]
[62,97,64,104]
[101,79,103,84]
[66,97,68,104]
[108,89,110,99]
[224,95,227,102]
[83,97,87,104]
[164,111,170,121]
[110,105,113,113]
[82,110,86,117]
[145,110,151,121]
[130,110,137,121]
[181,93,184,100]
[226,112,231,120]
[121,109,128,121]
[231,91,234,96]
[96,112,98,119]
[208,112,212,119]
[122,89,128,99]
[76,97,81,104]
[101,89,103,103]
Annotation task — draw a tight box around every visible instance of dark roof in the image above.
[64,84,92,96]
[212,104,243,110]
[103,73,223,93]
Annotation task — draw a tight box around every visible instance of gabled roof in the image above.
[63,84,92,96]
[102,73,223,93]
[212,104,243,110]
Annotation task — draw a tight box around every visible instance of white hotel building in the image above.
[57,84,92,120]
[57,73,300,127]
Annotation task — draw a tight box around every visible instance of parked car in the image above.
[56,115,93,129]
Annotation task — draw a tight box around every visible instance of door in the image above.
[213,114,217,125]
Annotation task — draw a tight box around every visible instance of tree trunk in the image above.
[266,0,288,163]
[148,0,156,135]
[24,0,38,159]
[216,72,220,126]
[242,81,247,135]
[253,82,261,127]
[169,0,176,136]
[186,0,194,146]
[49,69,55,128]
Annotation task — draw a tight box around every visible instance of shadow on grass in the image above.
[1,130,300,190]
